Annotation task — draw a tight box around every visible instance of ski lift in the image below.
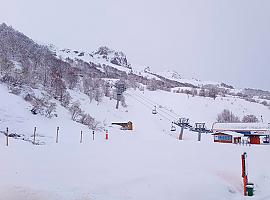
[171,122,176,131]
[152,106,157,114]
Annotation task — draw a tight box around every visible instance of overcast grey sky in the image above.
[1,0,270,90]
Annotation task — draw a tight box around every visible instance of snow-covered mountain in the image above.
[158,70,220,87]
[1,23,270,200]
[49,43,229,88]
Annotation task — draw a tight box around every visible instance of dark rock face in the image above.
[94,46,131,69]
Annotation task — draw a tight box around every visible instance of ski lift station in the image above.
[212,123,270,144]
[212,131,244,144]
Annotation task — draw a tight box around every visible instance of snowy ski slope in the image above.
[0,83,270,200]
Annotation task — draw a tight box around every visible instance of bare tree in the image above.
[146,79,158,91]
[69,101,82,121]
[261,100,268,106]
[208,87,218,99]
[242,115,259,123]
[0,58,14,76]
[65,67,79,89]
[191,88,198,97]
[199,89,206,97]
[217,109,240,123]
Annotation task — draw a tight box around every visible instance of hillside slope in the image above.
[1,23,270,200]
[1,82,270,200]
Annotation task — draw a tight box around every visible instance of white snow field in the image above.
[1,84,270,200]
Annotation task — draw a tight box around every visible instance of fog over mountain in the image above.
[0,0,270,90]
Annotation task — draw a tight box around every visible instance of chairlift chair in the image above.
[171,122,176,131]
[152,106,157,114]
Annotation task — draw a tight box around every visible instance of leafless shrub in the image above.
[242,114,259,123]
[69,101,83,121]
[217,109,240,123]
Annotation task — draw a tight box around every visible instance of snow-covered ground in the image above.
[1,84,270,200]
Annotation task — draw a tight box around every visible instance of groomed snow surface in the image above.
[0,84,270,200]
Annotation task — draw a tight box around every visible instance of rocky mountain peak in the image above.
[94,46,130,69]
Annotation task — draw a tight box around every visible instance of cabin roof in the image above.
[212,131,244,137]
[212,123,270,134]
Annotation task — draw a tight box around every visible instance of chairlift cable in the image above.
[131,92,179,119]
[125,93,153,110]
[133,92,181,118]
[125,92,173,122]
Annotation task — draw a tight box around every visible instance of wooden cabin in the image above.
[112,121,133,130]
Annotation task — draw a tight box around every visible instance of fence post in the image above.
[56,127,59,143]
[33,127,36,145]
[6,127,8,146]
[92,130,95,141]
[80,131,83,143]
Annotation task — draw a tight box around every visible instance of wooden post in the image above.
[116,96,120,109]
[56,127,59,143]
[92,131,95,141]
[33,127,36,145]
[80,131,83,143]
[6,127,8,146]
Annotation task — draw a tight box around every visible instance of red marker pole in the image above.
[242,152,248,196]
[105,130,109,140]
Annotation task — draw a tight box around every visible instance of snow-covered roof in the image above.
[212,131,244,137]
[212,123,270,133]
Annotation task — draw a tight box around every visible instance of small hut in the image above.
[112,121,133,130]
